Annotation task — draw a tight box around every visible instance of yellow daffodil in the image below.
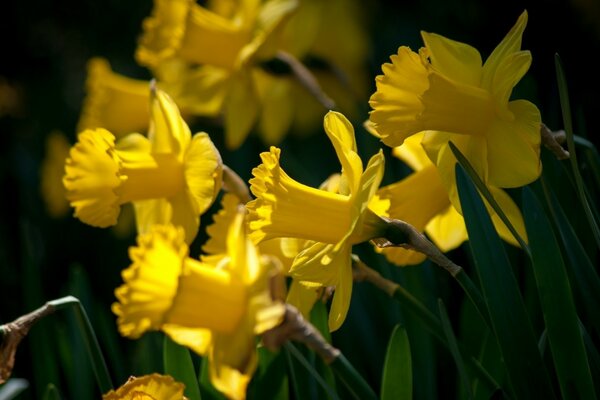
[40,131,71,218]
[112,210,285,400]
[373,131,527,266]
[369,11,541,213]
[63,87,222,243]
[78,58,151,138]
[247,111,388,331]
[103,373,186,400]
[136,0,298,149]
[203,192,320,318]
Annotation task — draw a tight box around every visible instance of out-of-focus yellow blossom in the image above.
[112,212,285,400]
[63,87,222,243]
[78,58,150,138]
[136,0,298,149]
[40,131,71,218]
[203,192,319,318]
[103,373,187,400]
[253,0,370,143]
[369,11,541,213]
[247,111,389,331]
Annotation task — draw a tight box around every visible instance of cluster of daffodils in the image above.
[55,8,544,400]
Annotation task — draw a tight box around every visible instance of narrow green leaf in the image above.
[579,320,600,392]
[438,300,473,399]
[248,347,288,400]
[456,165,555,399]
[310,301,337,395]
[284,342,339,400]
[381,324,412,400]
[523,186,597,399]
[329,353,377,400]
[472,332,506,400]
[163,335,201,400]
[448,141,530,255]
[43,384,62,400]
[555,54,600,248]
[541,177,600,334]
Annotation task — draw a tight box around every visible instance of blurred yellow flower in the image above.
[247,111,388,330]
[113,211,285,400]
[376,131,527,266]
[78,58,151,138]
[369,11,541,211]
[40,131,71,218]
[103,373,187,400]
[136,0,298,149]
[63,87,222,243]
[203,192,320,318]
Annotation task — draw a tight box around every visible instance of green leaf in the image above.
[381,324,412,400]
[455,164,556,399]
[522,186,597,399]
[448,141,530,256]
[438,300,472,399]
[284,342,340,400]
[541,177,600,334]
[248,347,288,400]
[163,335,201,400]
[43,384,62,400]
[555,53,600,248]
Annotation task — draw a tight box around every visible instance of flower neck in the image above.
[165,258,247,334]
[117,152,185,204]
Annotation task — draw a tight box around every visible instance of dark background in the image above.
[1,0,599,398]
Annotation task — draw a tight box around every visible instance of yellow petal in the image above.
[183,132,223,215]
[168,191,202,244]
[181,4,251,69]
[378,247,427,267]
[150,88,191,156]
[286,279,320,317]
[424,205,468,252]
[78,58,150,138]
[368,46,428,147]
[203,193,241,255]
[391,132,432,172]
[40,131,71,218]
[103,373,186,400]
[485,100,541,188]
[327,245,353,331]
[420,31,482,86]
[488,187,528,247]
[256,73,294,144]
[323,111,363,194]
[489,50,532,108]
[112,225,187,338]
[135,0,194,68]
[224,71,260,149]
[482,10,528,92]
[290,242,338,286]
[63,129,122,227]
[162,324,213,355]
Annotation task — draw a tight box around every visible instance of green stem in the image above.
[329,354,378,400]
[454,270,492,329]
[283,342,340,400]
[48,296,113,394]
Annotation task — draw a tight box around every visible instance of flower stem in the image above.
[222,165,252,203]
[374,217,492,327]
[352,258,501,394]
[262,304,377,400]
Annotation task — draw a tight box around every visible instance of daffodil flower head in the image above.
[63,87,223,243]
[136,0,298,70]
[78,58,151,138]
[369,11,541,210]
[113,209,285,400]
[247,111,388,330]
[103,373,187,400]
